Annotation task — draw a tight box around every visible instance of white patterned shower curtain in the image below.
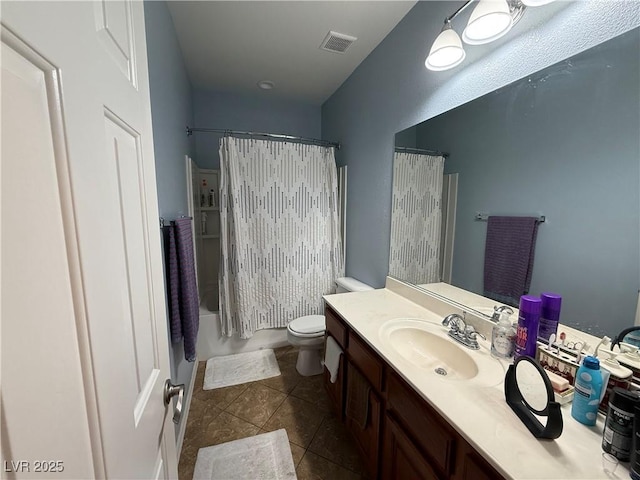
[389,152,445,285]
[219,137,344,339]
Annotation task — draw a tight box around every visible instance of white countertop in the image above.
[324,284,630,480]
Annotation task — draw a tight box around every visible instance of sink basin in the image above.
[378,318,505,386]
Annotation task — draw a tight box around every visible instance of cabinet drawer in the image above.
[348,331,384,392]
[325,306,347,349]
[387,371,455,476]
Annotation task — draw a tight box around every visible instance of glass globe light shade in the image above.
[462,0,514,45]
[425,26,466,71]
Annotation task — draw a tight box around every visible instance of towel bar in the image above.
[475,213,545,223]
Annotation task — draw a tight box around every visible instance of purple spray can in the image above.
[538,292,562,341]
[514,295,542,359]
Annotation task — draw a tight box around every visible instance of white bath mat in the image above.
[203,349,281,390]
[193,429,297,480]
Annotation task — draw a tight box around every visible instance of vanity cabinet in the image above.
[324,305,504,480]
[324,307,383,479]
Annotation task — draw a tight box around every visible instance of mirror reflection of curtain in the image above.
[218,137,344,339]
[389,152,445,284]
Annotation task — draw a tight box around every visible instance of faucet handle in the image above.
[465,325,486,341]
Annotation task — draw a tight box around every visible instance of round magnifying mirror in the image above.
[504,356,563,439]
[515,359,552,414]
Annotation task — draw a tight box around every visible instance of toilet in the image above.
[287,277,373,376]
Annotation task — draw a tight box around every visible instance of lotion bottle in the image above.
[571,356,603,426]
[491,311,515,359]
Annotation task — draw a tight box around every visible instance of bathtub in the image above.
[196,305,289,359]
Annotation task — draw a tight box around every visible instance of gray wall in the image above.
[192,89,321,169]
[413,29,640,335]
[321,1,640,291]
[144,0,195,440]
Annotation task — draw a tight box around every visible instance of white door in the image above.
[1,2,178,479]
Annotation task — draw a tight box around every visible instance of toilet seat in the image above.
[287,315,325,338]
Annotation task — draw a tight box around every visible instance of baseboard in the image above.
[176,361,199,456]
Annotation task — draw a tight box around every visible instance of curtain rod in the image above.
[395,146,449,158]
[186,126,340,150]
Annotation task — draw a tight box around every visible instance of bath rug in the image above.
[192,429,296,480]
[203,349,281,390]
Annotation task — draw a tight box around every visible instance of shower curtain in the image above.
[219,137,344,339]
[388,152,445,285]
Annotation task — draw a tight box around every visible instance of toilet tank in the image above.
[335,277,374,293]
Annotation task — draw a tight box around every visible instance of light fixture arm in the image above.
[444,0,525,27]
[444,0,475,25]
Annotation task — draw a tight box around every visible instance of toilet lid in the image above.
[288,315,325,336]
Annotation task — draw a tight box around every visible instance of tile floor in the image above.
[179,346,367,480]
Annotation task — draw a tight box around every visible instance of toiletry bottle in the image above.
[201,179,207,207]
[491,311,515,359]
[631,404,640,480]
[538,292,562,341]
[602,387,640,461]
[571,355,603,426]
[514,295,542,359]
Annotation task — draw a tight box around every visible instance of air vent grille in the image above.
[320,31,357,54]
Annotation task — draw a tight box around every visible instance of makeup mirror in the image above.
[505,356,563,439]
[515,359,551,413]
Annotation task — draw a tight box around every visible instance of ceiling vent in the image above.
[320,31,357,54]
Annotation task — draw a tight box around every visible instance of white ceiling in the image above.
[167,1,417,105]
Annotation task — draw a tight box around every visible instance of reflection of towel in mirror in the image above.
[324,336,343,383]
[346,363,371,430]
[483,216,539,307]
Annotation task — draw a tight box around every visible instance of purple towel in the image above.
[483,216,539,307]
[163,226,182,343]
[163,218,199,362]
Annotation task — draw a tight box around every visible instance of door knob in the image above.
[164,379,185,424]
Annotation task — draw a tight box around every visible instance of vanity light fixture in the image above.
[425,0,553,72]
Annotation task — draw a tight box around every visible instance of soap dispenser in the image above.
[491,310,515,359]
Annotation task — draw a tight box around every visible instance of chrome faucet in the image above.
[442,313,466,332]
[442,313,486,350]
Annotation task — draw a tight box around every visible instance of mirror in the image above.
[391,28,640,337]
[515,359,550,413]
[505,356,562,439]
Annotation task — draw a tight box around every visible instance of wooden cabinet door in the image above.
[382,414,443,480]
[345,368,382,479]
[452,443,503,480]
[324,334,346,420]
